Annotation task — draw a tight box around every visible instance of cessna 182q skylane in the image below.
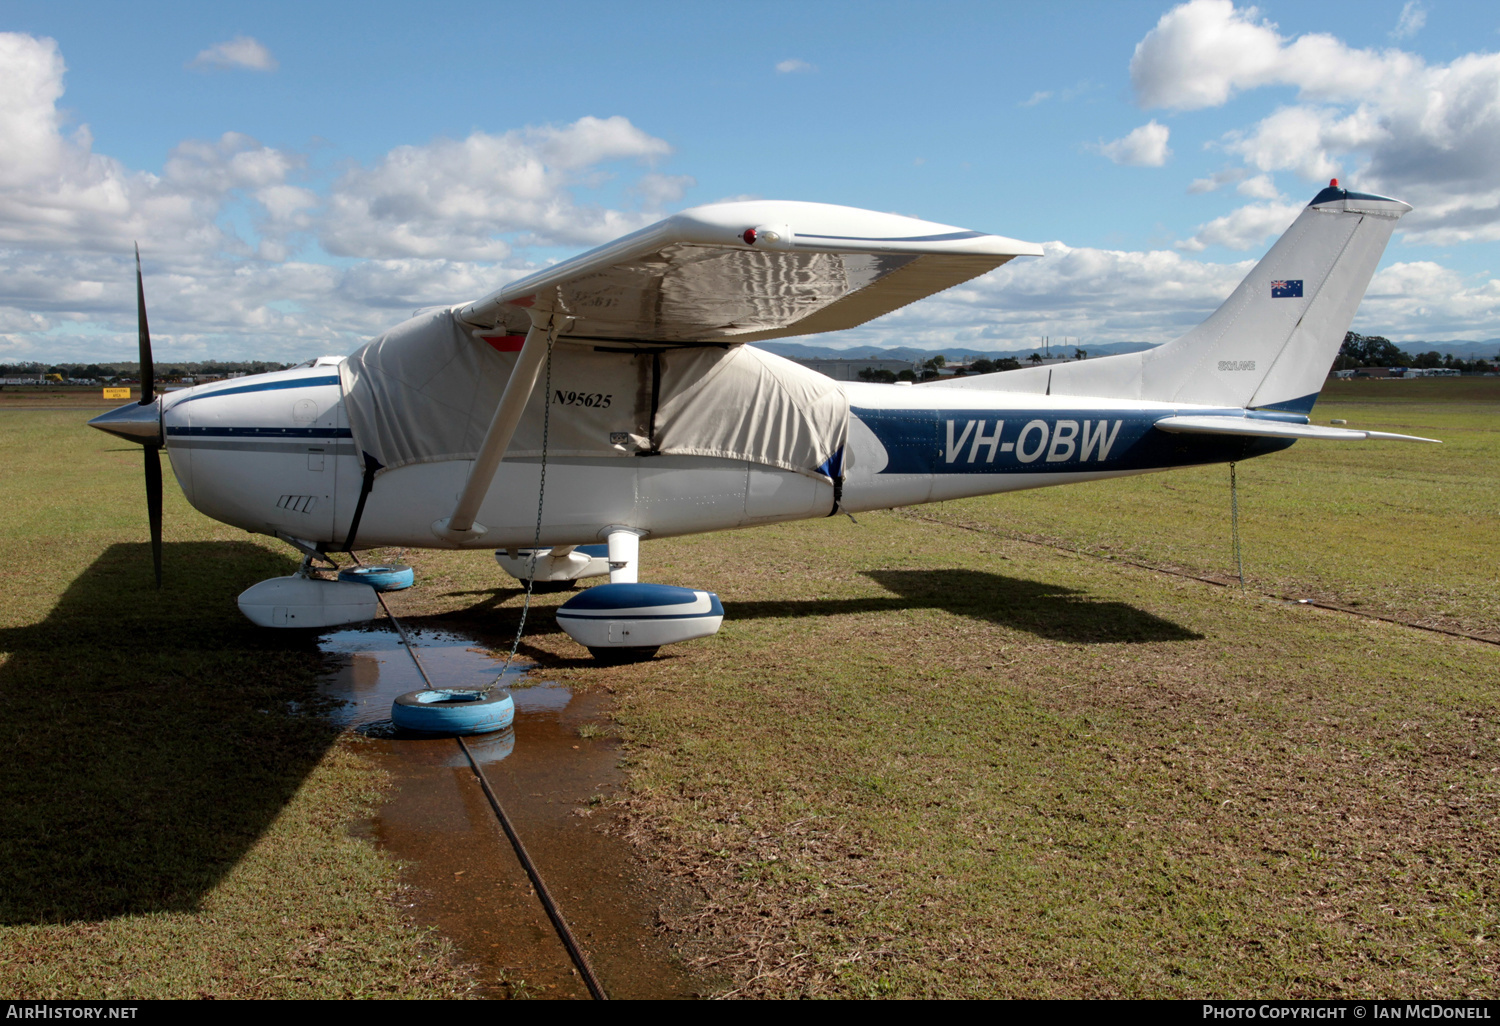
[91,181,1434,660]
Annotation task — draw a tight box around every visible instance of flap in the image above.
[457,200,1041,345]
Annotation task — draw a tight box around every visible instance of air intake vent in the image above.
[277,495,318,513]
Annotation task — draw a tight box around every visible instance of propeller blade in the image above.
[135,243,154,406]
[136,245,162,586]
[145,443,163,588]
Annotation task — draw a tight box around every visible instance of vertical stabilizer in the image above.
[944,184,1411,411]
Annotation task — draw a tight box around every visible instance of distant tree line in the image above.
[0,360,294,381]
[1335,332,1498,373]
[857,354,1025,384]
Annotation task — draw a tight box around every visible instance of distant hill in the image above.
[758,338,1500,365]
[756,341,1158,363]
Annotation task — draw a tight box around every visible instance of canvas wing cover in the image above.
[341,200,1040,482]
[340,310,851,480]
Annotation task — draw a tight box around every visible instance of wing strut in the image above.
[432,312,563,543]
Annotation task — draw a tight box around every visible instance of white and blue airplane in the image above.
[90,180,1435,659]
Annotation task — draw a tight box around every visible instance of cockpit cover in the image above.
[339,308,849,481]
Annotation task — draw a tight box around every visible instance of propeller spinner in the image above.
[88,245,163,586]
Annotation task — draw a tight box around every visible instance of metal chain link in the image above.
[1230,461,1245,593]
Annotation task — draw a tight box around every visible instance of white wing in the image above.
[456,200,1042,345]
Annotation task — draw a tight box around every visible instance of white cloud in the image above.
[1131,1,1425,112]
[319,116,675,259]
[0,34,292,258]
[1130,0,1287,110]
[1131,1,1500,242]
[801,242,1255,350]
[1357,261,1500,340]
[1174,199,1301,251]
[775,59,814,74]
[0,35,694,362]
[3,26,1497,368]
[1235,173,1279,199]
[632,172,696,207]
[801,243,1500,352]
[0,33,67,185]
[1187,167,1245,193]
[1391,2,1426,40]
[1020,91,1052,107]
[189,36,278,72]
[1098,120,1172,166]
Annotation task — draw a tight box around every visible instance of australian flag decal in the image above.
[1271,279,1304,298]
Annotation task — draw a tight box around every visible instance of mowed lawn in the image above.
[395,377,1500,998]
[0,405,471,999]
[910,378,1500,638]
[2,380,1497,999]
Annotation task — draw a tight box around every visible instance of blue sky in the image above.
[2,0,1498,362]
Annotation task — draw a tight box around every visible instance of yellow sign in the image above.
[102,387,131,399]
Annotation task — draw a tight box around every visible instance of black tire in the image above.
[587,646,659,665]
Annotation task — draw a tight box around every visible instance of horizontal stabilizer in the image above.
[1153,416,1440,444]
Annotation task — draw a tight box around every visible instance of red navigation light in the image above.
[1330,178,1339,188]
[741,228,757,245]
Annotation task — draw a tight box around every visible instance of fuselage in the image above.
[149,357,1293,554]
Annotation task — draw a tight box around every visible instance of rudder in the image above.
[943,183,1411,411]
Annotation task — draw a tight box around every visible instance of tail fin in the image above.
[948,184,1411,412]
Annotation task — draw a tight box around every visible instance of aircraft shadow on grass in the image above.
[741,569,1202,645]
[0,541,332,925]
[446,567,1202,648]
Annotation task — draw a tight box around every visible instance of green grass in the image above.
[330,378,1500,998]
[909,378,1500,637]
[4,378,1498,999]
[0,411,470,998]
[600,517,1500,998]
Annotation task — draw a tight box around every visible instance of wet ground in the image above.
[319,626,702,999]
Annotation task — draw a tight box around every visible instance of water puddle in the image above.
[319,624,700,999]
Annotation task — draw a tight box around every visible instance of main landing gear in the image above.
[501,527,724,663]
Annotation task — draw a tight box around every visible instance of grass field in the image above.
[2,379,1497,998]
[912,378,1500,639]
[0,406,470,998]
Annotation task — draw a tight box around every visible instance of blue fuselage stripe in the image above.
[854,406,1292,476]
[168,376,341,406]
[166,426,353,438]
